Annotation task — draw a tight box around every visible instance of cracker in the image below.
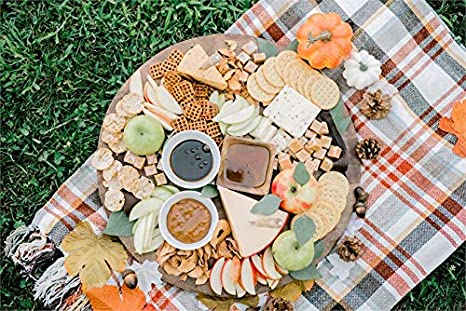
[262,57,284,88]
[101,130,122,145]
[133,176,155,199]
[122,93,144,116]
[296,69,320,95]
[172,80,195,102]
[115,99,131,117]
[103,177,123,190]
[102,160,123,181]
[91,148,114,170]
[282,59,307,89]
[306,208,330,241]
[255,66,281,95]
[183,100,203,121]
[172,116,191,132]
[193,83,210,98]
[205,121,221,138]
[180,96,197,110]
[246,74,275,103]
[108,140,127,154]
[164,71,182,88]
[275,50,300,78]
[104,189,125,212]
[190,119,207,132]
[203,102,219,121]
[160,59,178,76]
[149,62,164,80]
[167,49,184,66]
[310,78,340,110]
[317,184,347,212]
[118,165,140,192]
[103,113,127,134]
[213,135,223,147]
[312,201,341,234]
[318,171,350,195]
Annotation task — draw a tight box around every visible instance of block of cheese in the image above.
[218,186,288,258]
[263,86,321,138]
[270,129,292,154]
[177,44,227,90]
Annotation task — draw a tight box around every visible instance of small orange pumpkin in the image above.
[297,12,353,69]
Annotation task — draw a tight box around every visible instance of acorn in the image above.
[354,187,369,202]
[353,201,366,218]
[122,269,138,289]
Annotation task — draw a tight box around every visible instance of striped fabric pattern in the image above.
[27,0,465,310]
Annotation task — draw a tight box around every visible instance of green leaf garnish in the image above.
[257,38,278,58]
[201,184,218,198]
[284,39,299,51]
[330,99,351,135]
[293,162,310,186]
[251,194,281,216]
[290,264,322,280]
[293,215,315,247]
[313,240,325,259]
[103,211,135,237]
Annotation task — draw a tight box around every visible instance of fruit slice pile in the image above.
[130,185,179,254]
[213,96,261,137]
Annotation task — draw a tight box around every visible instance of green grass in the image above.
[0,0,464,310]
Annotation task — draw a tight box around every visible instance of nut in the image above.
[122,269,138,289]
[354,186,369,202]
[353,201,366,218]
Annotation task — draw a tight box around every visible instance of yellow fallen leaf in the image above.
[270,279,315,302]
[197,293,259,311]
[61,221,128,291]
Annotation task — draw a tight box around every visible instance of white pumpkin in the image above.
[343,50,381,90]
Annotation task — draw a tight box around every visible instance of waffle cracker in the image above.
[180,96,197,110]
[190,119,207,132]
[167,49,184,66]
[164,71,182,88]
[203,102,219,120]
[310,78,340,110]
[205,121,222,138]
[183,100,204,121]
[172,116,191,132]
[149,62,164,79]
[213,135,223,147]
[193,83,210,98]
[172,80,195,102]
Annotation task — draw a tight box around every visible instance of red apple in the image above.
[240,258,257,295]
[221,259,237,295]
[271,168,318,214]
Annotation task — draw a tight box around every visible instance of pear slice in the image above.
[129,70,143,97]
[143,107,174,132]
[227,115,261,137]
[156,84,183,115]
[144,81,160,106]
[129,197,163,221]
[221,105,255,124]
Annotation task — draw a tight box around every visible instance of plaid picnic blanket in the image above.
[19,0,466,310]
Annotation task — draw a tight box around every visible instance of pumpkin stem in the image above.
[359,61,368,71]
[307,30,333,45]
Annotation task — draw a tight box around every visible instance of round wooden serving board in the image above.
[97,34,361,297]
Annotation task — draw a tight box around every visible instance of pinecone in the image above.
[360,89,392,120]
[336,236,364,262]
[355,138,381,160]
[263,297,294,311]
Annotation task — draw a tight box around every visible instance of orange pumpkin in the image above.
[297,12,353,69]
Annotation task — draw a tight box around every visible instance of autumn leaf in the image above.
[61,221,128,291]
[86,284,148,311]
[270,280,315,302]
[439,99,466,157]
[197,293,259,311]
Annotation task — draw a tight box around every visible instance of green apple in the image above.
[272,230,314,271]
[123,115,165,155]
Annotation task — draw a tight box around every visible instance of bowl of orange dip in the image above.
[159,191,218,250]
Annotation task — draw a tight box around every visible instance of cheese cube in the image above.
[320,157,334,172]
[242,41,258,55]
[244,61,258,73]
[272,159,278,170]
[154,173,167,186]
[320,121,329,135]
[279,157,293,170]
[310,120,322,133]
[236,51,251,65]
[328,145,343,159]
[305,158,320,174]
[252,53,266,63]
[305,138,321,152]
[146,154,158,165]
[132,156,146,170]
[288,138,303,153]
[295,149,311,162]
[320,136,332,149]
[238,71,249,83]
[263,86,321,138]
[124,151,138,165]
[304,130,316,139]
[144,165,157,176]
[277,152,289,160]
[313,148,327,160]
[299,136,308,146]
[157,161,164,172]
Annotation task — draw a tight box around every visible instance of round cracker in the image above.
[282,60,308,89]
[118,165,140,192]
[306,208,330,241]
[108,140,127,154]
[255,66,281,95]
[246,74,275,103]
[103,160,123,181]
[275,50,300,78]
[103,113,127,134]
[133,176,155,199]
[103,177,123,190]
[104,189,125,212]
[101,130,122,145]
[312,201,341,234]
[317,184,347,212]
[91,148,114,170]
[303,75,325,101]
[310,78,340,110]
[297,69,320,95]
[115,99,131,117]
[263,57,284,88]
[122,93,144,116]
[318,171,350,195]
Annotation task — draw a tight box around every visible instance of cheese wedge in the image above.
[218,186,288,257]
[177,44,227,90]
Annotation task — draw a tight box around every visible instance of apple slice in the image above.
[129,70,143,97]
[267,278,280,290]
[143,107,174,131]
[275,264,289,275]
[212,100,240,122]
[221,259,237,295]
[129,198,163,221]
[133,216,148,254]
[240,258,256,295]
[230,257,241,284]
[209,258,225,295]
[256,274,267,285]
[151,186,173,201]
[144,81,159,106]
[235,283,246,298]
[251,255,267,278]
[156,84,182,115]
[221,105,255,124]
[143,234,164,253]
[262,247,282,279]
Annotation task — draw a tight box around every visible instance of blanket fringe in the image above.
[33,257,80,308]
[59,288,91,311]
[4,225,31,257]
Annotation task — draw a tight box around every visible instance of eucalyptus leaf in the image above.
[257,38,278,58]
[290,264,322,280]
[284,39,299,51]
[293,162,310,186]
[251,194,281,216]
[313,240,325,259]
[201,184,218,198]
[103,211,135,237]
[330,99,351,135]
[293,215,315,247]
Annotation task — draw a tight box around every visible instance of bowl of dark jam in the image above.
[161,131,221,189]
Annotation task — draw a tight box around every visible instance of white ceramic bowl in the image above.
[159,191,219,250]
[161,130,221,189]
